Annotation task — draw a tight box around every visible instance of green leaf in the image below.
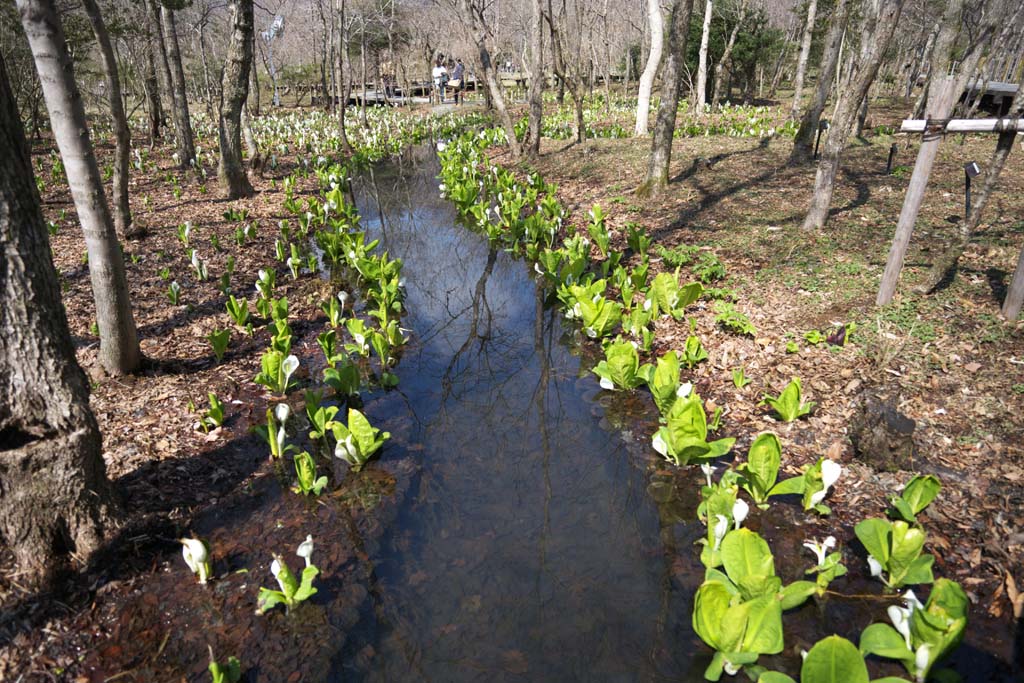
[778,580,817,610]
[859,623,913,662]
[741,432,781,502]
[889,521,927,585]
[693,580,732,649]
[901,554,935,586]
[768,475,805,497]
[740,597,784,655]
[647,350,682,414]
[900,474,941,516]
[256,588,286,614]
[758,672,797,683]
[721,529,776,586]
[854,518,892,565]
[293,565,320,602]
[800,635,869,683]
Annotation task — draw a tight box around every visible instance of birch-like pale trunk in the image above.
[526,0,544,157]
[81,0,132,237]
[711,1,746,109]
[16,0,140,375]
[790,0,849,163]
[634,0,663,136]
[638,0,696,194]
[694,0,712,109]
[790,0,818,118]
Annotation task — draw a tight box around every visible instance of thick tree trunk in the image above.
[17,0,140,375]
[694,0,712,109]
[638,0,696,195]
[790,0,818,118]
[81,0,132,238]
[633,0,663,136]
[161,5,196,168]
[711,3,746,110]
[526,0,544,157]
[218,0,255,199]
[801,0,904,231]
[790,0,849,164]
[241,106,262,176]
[1004,246,1024,320]
[0,57,120,589]
[917,74,1024,293]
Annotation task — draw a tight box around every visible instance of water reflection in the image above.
[340,148,704,682]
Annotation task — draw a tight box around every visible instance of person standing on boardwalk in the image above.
[432,58,448,104]
[451,59,465,105]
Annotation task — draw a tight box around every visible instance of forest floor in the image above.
[1,98,1022,680]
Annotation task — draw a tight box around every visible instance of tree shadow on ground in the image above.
[0,428,268,650]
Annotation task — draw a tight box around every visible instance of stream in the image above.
[335,145,701,681]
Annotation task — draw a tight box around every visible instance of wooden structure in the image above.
[963,79,1019,116]
[877,78,1024,318]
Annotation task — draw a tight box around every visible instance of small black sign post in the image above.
[814,120,830,160]
[964,161,981,219]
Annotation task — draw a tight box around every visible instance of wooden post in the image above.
[1004,246,1024,320]
[876,76,957,306]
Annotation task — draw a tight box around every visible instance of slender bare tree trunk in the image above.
[146,0,174,128]
[336,0,353,154]
[0,55,121,589]
[1004,247,1024,320]
[802,0,904,231]
[526,0,544,157]
[694,0,712,109]
[790,0,849,164]
[917,74,1024,293]
[81,0,132,238]
[17,0,140,375]
[218,0,255,199]
[634,0,663,136]
[161,5,196,168]
[638,0,696,195]
[142,26,163,143]
[711,1,746,109]
[457,0,521,158]
[790,0,818,118]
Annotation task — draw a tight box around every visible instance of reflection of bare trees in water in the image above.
[440,247,496,399]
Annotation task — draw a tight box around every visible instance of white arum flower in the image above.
[585,327,598,339]
[677,382,693,398]
[599,377,615,391]
[282,355,299,387]
[273,403,289,450]
[534,263,544,276]
[270,557,289,594]
[652,432,668,457]
[338,291,349,305]
[803,536,837,568]
[810,459,842,507]
[700,463,716,487]
[867,555,884,579]
[723,660,741,676]
[643,298,652,311]
[903,589,924,612]
[436,141,447,152]
[296,535,314,568]
[712,514,729,551]
[888,603,913,649]
[180,538,210,584]
[732,499,749,529]
[335,433,359,463]
[914,643,931,683]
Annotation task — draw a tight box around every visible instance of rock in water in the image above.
[848,391,916,471]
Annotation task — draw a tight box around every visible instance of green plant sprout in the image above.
[199,392,225,432]
[764,377,815,421]
[732,367,751,389]
[207,649,241,683]
[802,458,842,515]
[887,474,941,524]
[592,340,650,391]
[332,408,390,471]
[855,517,935,590]
[168,281,182,305]
[736,433,806,507]
[180,537,212,584]
[207,329,230,363]
[254,351,298,394]
[225,296,249,327]
[713,301,756,336]
[292,451,328,496]
[256,541,318,614]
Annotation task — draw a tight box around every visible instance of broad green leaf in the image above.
[647,350,682,414]
[293,565,320,602]
[800,635,869,683]
[741,597,784,654]
[256,588,286,613]
[721,528,775,585]
[854,518,892,565]
[768,475,805,497]
[742,433,781,501]
[900,474,941,516]
[693,581,732,649]
[901,554,935,586]
[859,623,912,662]
[889,521,927,584]
[758,673,797,683]
[778,580,817,610]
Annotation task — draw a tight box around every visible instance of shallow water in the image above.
[334,146,705,681]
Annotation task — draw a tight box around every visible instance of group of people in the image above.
[432,57,466,105]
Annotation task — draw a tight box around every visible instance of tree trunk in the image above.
[217,0,255,199]
[526,0,544,157]
[250,28,260,116]
[633,0,663,136]
[142,28,163,144]
[790,0,818,118]
[146,0,174,132]
[638,0,696,195]
[801,0,904,231]
[917,72,1024,293]
[17,0,140,375]
[81,0,132,239]
[336,0,353,154]
[240,106,262,176]
[694,0,712,109]
[711,2,746,110]
[0,55,120,589]
[790,0,849,164]
[1004,246,1024,320]
[161,5,196,168]
[457,0,521,159]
